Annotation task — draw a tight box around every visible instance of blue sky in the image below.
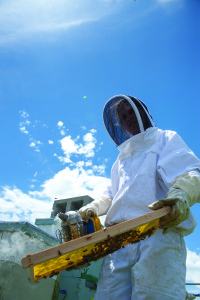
[0,0,200,292]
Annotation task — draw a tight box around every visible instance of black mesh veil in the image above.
[103,95,155,146]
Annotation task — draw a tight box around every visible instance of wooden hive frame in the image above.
[21,207,170,283]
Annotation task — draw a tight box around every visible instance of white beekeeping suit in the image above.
[79,95,200,300]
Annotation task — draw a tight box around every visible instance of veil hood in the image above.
[103,94,155,146]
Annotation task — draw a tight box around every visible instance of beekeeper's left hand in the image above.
[149,188,190,234]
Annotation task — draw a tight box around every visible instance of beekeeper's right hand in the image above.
[78,203,99,223]
[78,194,112,223]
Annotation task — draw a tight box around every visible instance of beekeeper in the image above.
[79,95,200,300]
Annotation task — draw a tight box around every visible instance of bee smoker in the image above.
[55,211,101,269]
[56,210,102,244]
[56,211,86,243]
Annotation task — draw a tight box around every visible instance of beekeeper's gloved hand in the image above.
[149,188,190,234]
[78,203,99,223]
[149,172,200,234]
[78,194,112,223]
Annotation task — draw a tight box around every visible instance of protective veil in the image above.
[81,95,200,300]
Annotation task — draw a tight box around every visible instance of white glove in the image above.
[149,172,200,234]
[78,203,99,223]
[149,188,190,234]
[172,172,200,205]
[78,194,112,223]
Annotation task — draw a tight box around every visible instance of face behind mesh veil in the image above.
[103,95,155,146]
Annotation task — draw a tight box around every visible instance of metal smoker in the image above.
[56,211,101,269]
[56,211,86,243]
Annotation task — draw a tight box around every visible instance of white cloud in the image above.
[83,132,96,143]
[60,129,66,136]
[79,138,96,158]
[2,117,110,233]
[92,164,106,175]
[0,152,109,222]
[19,111,46,152]
[29,142,35,147]
[53,129,107,180]
[20,110,29,118]
[19,110,31,134]
[57,121,64,128]
[75,161,85,168]
[25,120,31,125]
[58,129,97,163]
[20,120,30,126]
[0,142,110,225]
[0,161,110,224]
[54,153,72,164]
[0,0,120,45]
[57,121,67,136]
[89,129,97,134]
[60,135,79,156]
[20,126,29,134]
[29,141,41,152]
[186,249,200,291]
[0,186,52,224]
[85,160,92,167]
[29,165,110,201]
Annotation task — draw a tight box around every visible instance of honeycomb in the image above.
[33,219,159,281]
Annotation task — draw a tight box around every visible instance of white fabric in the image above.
[172,172,200,206]
[94,97,200,299]
[94,229,187,300]
[78,194,112,221]
[94,194,113,216]
[148,171,200,233]
[78,203,99,222]
[103,127,200,236]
